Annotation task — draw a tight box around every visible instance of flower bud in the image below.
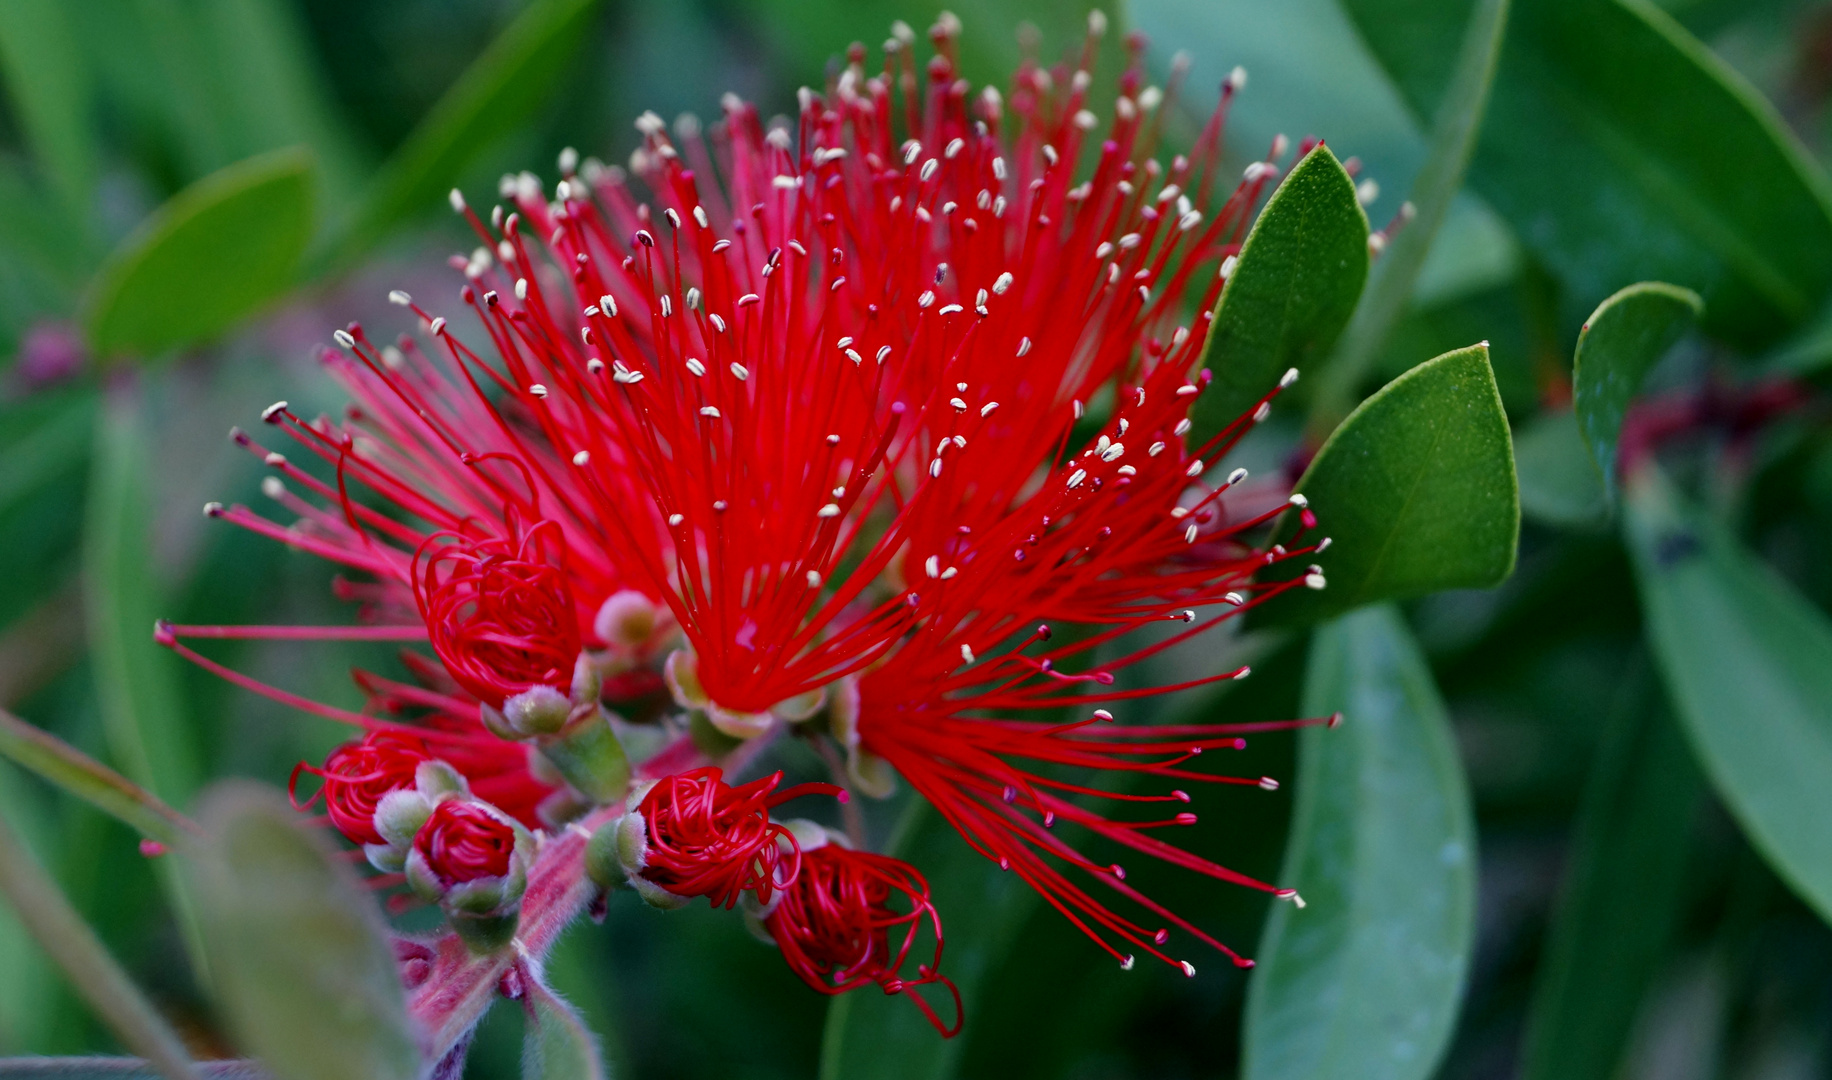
[406,798,534,953]
[292,733,428,845]
[373,789,434,850]
[503,685,572,736]
[594,589,659,650]
[415,528,581,711]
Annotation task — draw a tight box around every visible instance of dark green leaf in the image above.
[1623,467,1832,923]
[1519,681,1701,1080]
[1189,144,1368,443]
[0,0,98,220]
[1572,282,1702,500]
[1260,343,1519,627]
[523,981,605,1080]
[1314,0,1509,433]
[1469,0,1832,348]
[84,382,200,806]
[84,148,315,358]
[818,799,1032,1080]
[184,783,421,1080]
[1244,604,1475,1080]
[326,0,600,265]
[0,708,192,847]
[1514,409,1608,527]
[0,391,94,518]
[0,810,198,1080]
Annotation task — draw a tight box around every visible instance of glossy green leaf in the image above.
[1314,0,1510,433]
[327,0,600,264]
[0,709,192,848]
[1260,343,1519,626]
[1513,410,1608,527]
[818,799,1033,1080]
[184,783,421,1080]
[1468,0,1832,348]
[0,809,198,1080]
[1623,467,1832,923]
[1572,282,1702,500]
[1189,144,1368,443]
[1519,684,1701,1080]
[84,148,314,357]
[0,0,97,220]
[1244,604,1475,1080]
[523,981,606,1080]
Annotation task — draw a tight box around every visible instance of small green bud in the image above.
[504,685,571,736]
[374,789,432,849]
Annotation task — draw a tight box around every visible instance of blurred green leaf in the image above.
[0,808,199,1080]
[84,383,200,805]
[1623,467,1832,924]
[1244,603,1475,1080]
[84,149,315,358]
[1315,0,1509,432]
[0,1060,265,1078]
[1572,281,1702,500]
[1514,410,1608,527]
[1518,681,1700,1080]
[523,981,606,1080]
[184,783,421,1080]
[0,0,97,222]
[1189,144,1368,443]
[327,0,600,265]
[0,708,192,848]
[0,392,94,519]
[819,799,1032,1080]
[1467,0,1832,348]
[1261,343,1519,626]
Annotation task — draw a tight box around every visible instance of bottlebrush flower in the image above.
[412,799,522,884]
[762,823,961,1036]
[166,10,1334,995]
[290,731,428,845]
[607,767,843,910]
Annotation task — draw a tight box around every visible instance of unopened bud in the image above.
[594,589,660,650]
[503,685,572,736]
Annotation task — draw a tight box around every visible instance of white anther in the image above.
[1067,469,1087,489]
[1228,467,1249,486]
[1259,777,1279,791]
[694,206,710,228]
[263,452,285,467]
[930,459,943,478]
[685,358,706,377]
[1224,591,1245,606]
[939,304,963,316]
[572,451,591,465]
[1118,233,1142,250]
[261,401,288,422]
[1305,573,1327,590]
[1180,961,1196,978]
[1148,441,1165,456]
[700,406,721,418]
[1289,493,1308,508]
[1280,367,1300,388]
[818,504,841,519]
[514,278,528,300]
[925,555,941,578]
[960,644,975,664]
[668,513,685,527]
[1176,384,1199,396]
[599,294,618,316]
[1186,460,1204,477]
[806,570,823,587]
[203,501,224,517]
[950,397,968,411]
[528,383,548,398]
[1173,418,1192,436]
[1318,537,1333,552]
[1185,522,1200,544]
[1100,442,1125,462]
[1179,210,1203,231]
[333,329,355,348]
[918,290,935,308]
[730,362,749,381]
[1253,401,1272,422]
[980,402,999,417]
[1017,337,1032,357]
[993,272,1014,295]
[587,358,605,374]
[449,188,467,212]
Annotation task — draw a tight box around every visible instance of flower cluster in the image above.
[167,11,1336,1034]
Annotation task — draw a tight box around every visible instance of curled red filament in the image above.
[290,732,428,845]
[415,800,517,884]
[637,767,840,909]
[414,521,581,708]
[765,844,962,1037]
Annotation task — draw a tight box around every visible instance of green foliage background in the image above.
[2,0,1832,1077]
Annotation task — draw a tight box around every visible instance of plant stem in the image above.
[0,806,199,1080]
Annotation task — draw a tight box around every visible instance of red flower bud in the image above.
[414,523,581,709]
[765,841,961,1037]
[414,799,517,883]
[634,767,840,909]
[291,732,428,845]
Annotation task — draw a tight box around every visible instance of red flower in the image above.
[415,522,582,709]
[290,732,428,845]
[632,767,842,908]
[765,838,961,1037]
[415,800,518,883]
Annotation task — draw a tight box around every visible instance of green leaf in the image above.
[1243,604,1476,1080]
[0,809,199,1080]
[84,148,315,358]
[1188,144,1368,443]
[0,708,192,847]
[1514,409,1608,527]
[84,381,201,807]
[522,981,606,1080]
[0,1060,265,1079]
[1519,682,1701,1080]
[325,0,601,265]
[1260,343,1519,627]
[1468,0,1832,348]
[1623,467,1832,924]
[818,799,1033,1080]
[0,0,98,221]
[1312,0,1510,433]
[1572,282,1702,500]
[184,783,421,1080]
